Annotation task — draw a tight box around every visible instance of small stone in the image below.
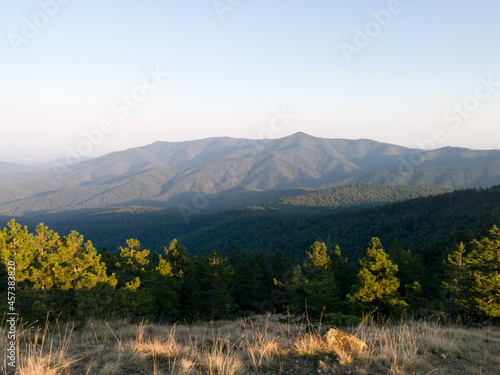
[325,328,366,352]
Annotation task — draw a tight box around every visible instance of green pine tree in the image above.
[303,242,338,318]
[348,237,407,315]
[113,239,154,320]
[0,221,117,321]
[444,226,500,318]
[275,242,339,318]
[197,250,235,320]
[388,241,428,311]
[274,264,309,316]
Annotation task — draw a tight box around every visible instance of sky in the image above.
[1,0,500,162]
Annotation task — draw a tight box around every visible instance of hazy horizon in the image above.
[2,0,500,162]
[4,131,500,166]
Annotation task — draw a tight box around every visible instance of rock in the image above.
[325,328,366,353]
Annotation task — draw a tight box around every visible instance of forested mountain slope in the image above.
[4,185,499,261]
[273,184,452,208]
[0,133,499,214]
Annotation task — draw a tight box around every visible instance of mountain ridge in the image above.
[0,133,499,214]
[0,161,40,175]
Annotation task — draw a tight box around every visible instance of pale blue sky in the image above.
[1,0,499,162]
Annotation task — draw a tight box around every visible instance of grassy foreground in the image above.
[1,314,499,375]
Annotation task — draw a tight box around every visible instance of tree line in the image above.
[0,220,498,324]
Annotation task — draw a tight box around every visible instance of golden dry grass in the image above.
[1,314,499,375]
[1,320,78,375]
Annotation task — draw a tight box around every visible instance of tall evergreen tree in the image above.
[248,252,275,309]
[226,245,260,313]
[113,239,155,320]
[197,250,235,320]
[275,242,338,318]
[303,242,338,318]
[163,239,188,276]
[388,241,428,310]
[274,264,309,316]
[348,238,407,315]
[444,226,500,318]
[329,245,352,295]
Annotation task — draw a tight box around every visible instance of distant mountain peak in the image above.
[289,131,312,138]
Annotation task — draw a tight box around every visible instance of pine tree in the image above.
[118,238,150,271]
[274,264,309,316]
[0,221,117,321]
[178,256,203,322]
[0,220,35,278]
[248,252,275,310]
[164,239,188,276]
[274,242,339,318]
[443,242,467,313]
[444,226,500,318]
[303,242,338,318]
[306,241,331,269]
[348,238,407,315]
[113,239,154,320]
[146,240,188,321]
[330,245,354,300]
[55,231,116,290]
[226,245,260,313]
[388,241,428,311]
[197,250,235,320]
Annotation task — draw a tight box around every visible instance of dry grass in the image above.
[1,314,499,375]
[241,318,280,372]
[1,319,78,375]
[200,340,244,375]
[129,322,189,360]
[355,318,500,374]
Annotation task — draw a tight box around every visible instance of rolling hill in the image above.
[0,132,499,214]
[0,161,39,175]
